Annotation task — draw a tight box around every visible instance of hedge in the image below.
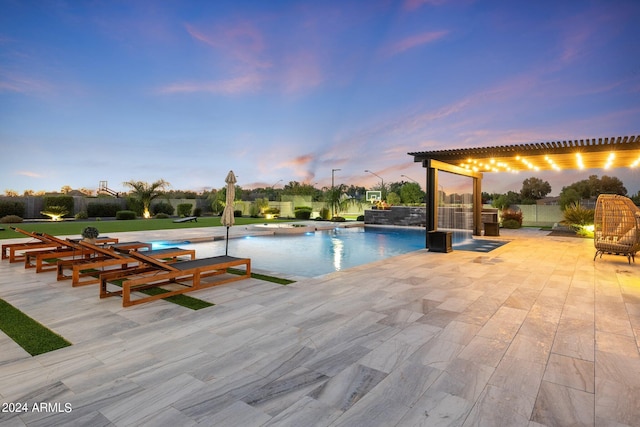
[87,203,121,218]
[43,196,74,218]
[0,201,25,217]
[116,210,137,220]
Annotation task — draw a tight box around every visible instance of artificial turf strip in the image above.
[138,287,214,310]
[227,268,296,285]
[106,278,214,310]
[0,299,72,356]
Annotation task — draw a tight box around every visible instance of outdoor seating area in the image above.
[594,194,640,263]
[1,228,249,307]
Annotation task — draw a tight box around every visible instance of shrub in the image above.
[155,213,169,219]
[263,207,280,216]
[319,207,331,220]
[177,203,193,217]
[233,210,243,217]
[126,197,144,216]
[40,205,69,220]
[386,192,401,206]
[501,209,523,226]
[81,227,99,239]
[88,203,121,217]
[294,207,312,220]
[357,215,365,221]
[43,196,74,217]
[331,216,346,222]
[0,201,25,217]
[151,202,174,216]
[116,210,137,220]
[249,203,262,217]
[502,219,521,229]
[75,211,88,219]
[254,198,269,215]
[294,210,312,220]
[0,215,23,223]
[561,202,594,228]
[193,207,202,217]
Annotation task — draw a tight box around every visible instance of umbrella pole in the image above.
[225,226,229,255]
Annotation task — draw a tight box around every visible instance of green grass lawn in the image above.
[0,216,298,240]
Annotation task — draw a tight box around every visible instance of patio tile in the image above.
[0,227,638,426]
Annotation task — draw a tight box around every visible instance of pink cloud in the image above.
[157,73,263,95]
[0,72,52,94]
[403,0,450,12]
[185,22,271,70]
[18,171,43,178]
[381,30,448,58]
[281,51,324,94]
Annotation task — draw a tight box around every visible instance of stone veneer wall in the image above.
[364,206,426,226]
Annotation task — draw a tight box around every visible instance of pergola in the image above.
[409,135,640,237]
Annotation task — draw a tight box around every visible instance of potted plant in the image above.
[81,226,100,243]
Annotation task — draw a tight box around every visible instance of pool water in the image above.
[164,226,472,278]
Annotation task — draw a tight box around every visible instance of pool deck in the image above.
[1,226,639,426]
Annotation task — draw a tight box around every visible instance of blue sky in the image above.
[1,0,639,197]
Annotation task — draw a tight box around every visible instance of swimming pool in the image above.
[160,226,474,278]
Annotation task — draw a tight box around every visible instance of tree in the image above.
[123,179,170,218]
[400,182,425,204]
[600,175,627,195]
[387,192,401,205]
[561,174,627,200]
[344,185,367,201]
[492,191,521,210]
[520,177,551,202]
[559,188,580,210]
[282,181,317,197]
[324,184,345,217]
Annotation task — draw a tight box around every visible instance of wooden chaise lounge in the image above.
[57,240,196,286]
[24,233,146,273]
[2,227,117,263]
[100,250,251,307]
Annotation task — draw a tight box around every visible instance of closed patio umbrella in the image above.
[220,170,237,255]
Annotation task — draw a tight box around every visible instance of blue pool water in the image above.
[165,226,473,278]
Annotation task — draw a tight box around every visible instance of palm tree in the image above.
[324,184,363,218]
[123,179,170,218]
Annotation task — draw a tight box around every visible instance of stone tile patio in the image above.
[0,227,639,426]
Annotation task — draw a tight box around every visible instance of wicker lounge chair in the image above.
[593,194,640,264]
[100,250,251,307]
[57,240,195,286]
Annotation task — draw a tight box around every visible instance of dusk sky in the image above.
[1,0,639,197]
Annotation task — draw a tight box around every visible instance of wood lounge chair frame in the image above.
[57,240,195,287]
[593,194,640,264]
[2,227,64,263]
[23,233,129,273]
[100,250,251,307]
